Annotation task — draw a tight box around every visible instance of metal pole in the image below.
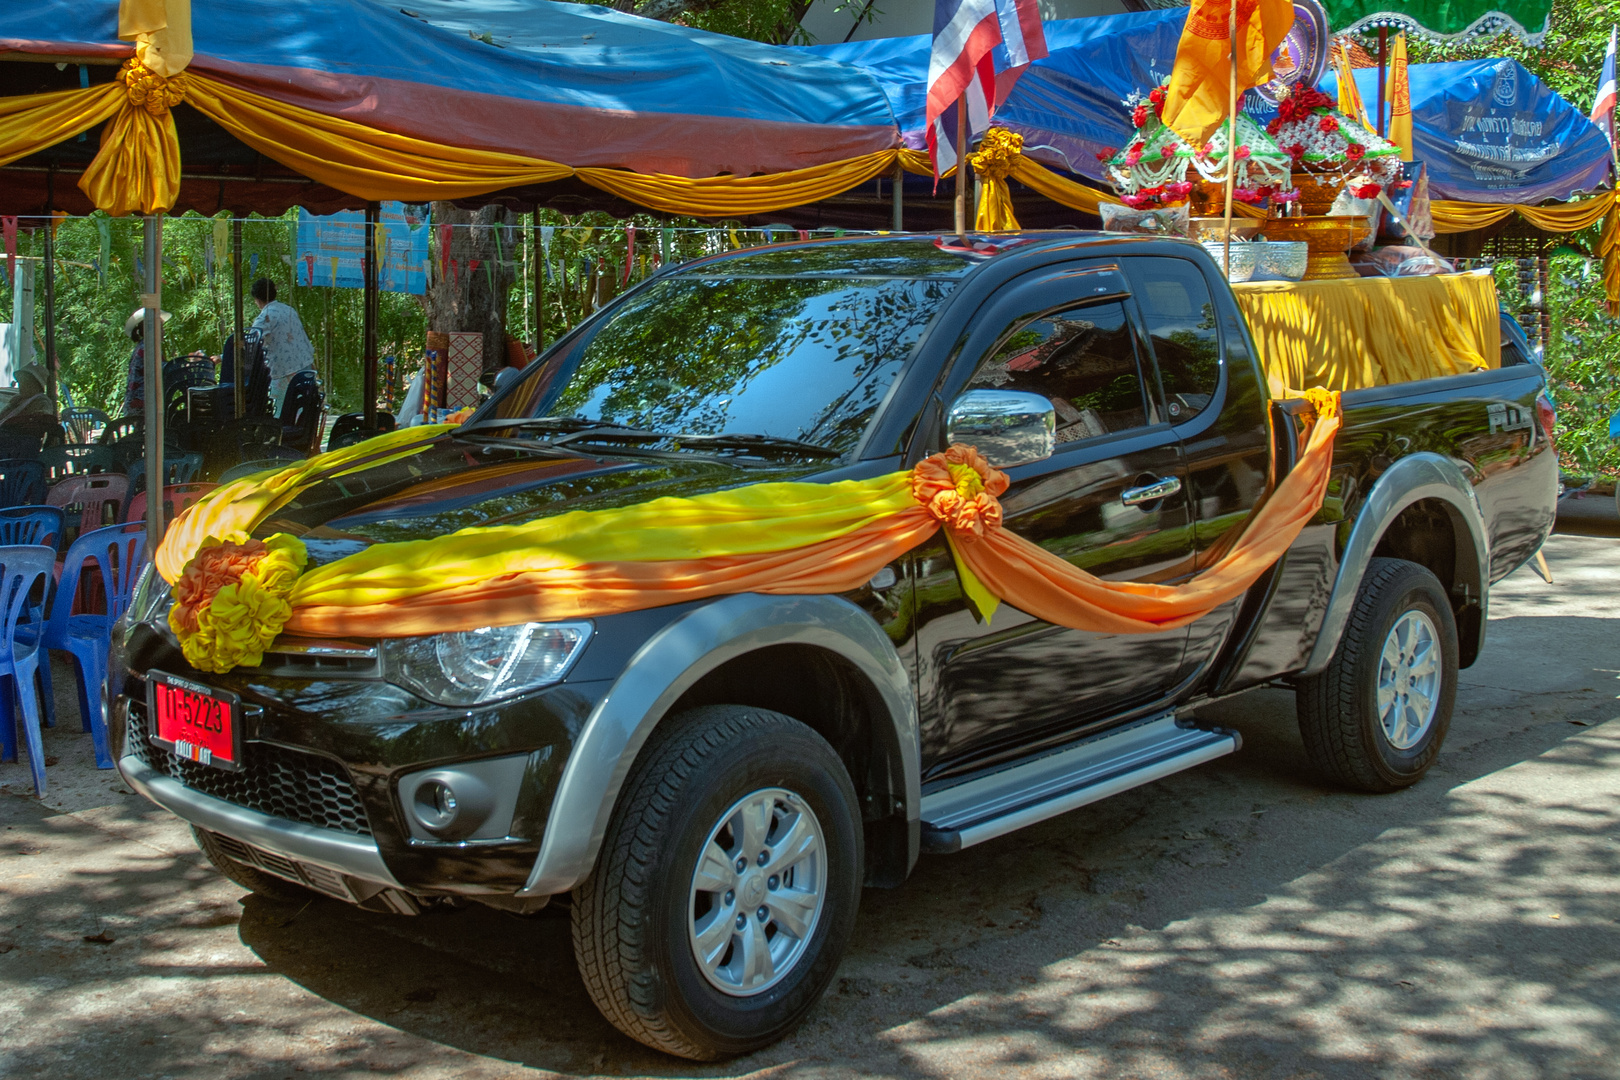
[532,212,545,353]
[363,202,379,429]
[42,224,56,415]
[1223,0,1238,276]
[142,215,164,558]
[232,218,244,419]
[1377,28,1388,138]
[955,101,969,238]
[892,160,904,232]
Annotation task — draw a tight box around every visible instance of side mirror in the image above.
[944,389,1056,469]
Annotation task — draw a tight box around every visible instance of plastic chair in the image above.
[0,545,57,794]
[39,526,146,770]
[61,407,111,445]
[47,473,129,545]
[0,507,64,551]
[219,459,293,484]
[124,482,217,530]
[127,451,205,493]
[0,460,46,509]
[41,443,114,481]
[98,416,142,447]
[280,370,325,455]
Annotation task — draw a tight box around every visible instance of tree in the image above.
[424,204,519,384]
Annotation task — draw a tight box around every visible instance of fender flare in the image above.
[517,593,919,897]
[1300,452,1490,677]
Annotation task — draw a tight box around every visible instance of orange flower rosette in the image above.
[168,532,308,673]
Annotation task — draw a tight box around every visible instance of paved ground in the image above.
[2,526,1618,1079]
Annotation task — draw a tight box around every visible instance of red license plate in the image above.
[147,672,242,771]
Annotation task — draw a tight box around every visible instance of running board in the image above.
[919,715,1239,854]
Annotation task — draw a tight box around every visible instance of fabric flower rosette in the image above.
[159,394,1342,676]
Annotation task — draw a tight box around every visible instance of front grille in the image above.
[129,708,372,836]
[209,832,357,900]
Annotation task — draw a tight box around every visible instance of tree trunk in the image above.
[424,203,517,381]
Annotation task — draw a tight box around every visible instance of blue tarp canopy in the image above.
[1328,59,1612,204]
[804,9,1612,206]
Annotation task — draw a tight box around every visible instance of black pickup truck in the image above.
[111,234,1556,1060]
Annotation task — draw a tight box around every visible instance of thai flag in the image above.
[925,0,1002,178]
[1593,26,1617,144]
[992,0,1048,107]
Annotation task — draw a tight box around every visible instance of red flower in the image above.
[1160,144,1177,159]
[1095,147,1116,162]
[1132,104,1150,128]
[1350,182,1382,199]
[1286,143,1306,162]
[1234,146,1252,160]
[1345,142,1366,161]
[1266,117,1283,136]
[1149,86,1165,106]
[1318,115,1340,134]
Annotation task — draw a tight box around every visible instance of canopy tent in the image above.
[1327,58,1612,206]
[0,0,903,219]
[1318,0,1552,44]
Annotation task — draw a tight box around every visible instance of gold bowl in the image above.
[1190,216,1263,243]
[1258,214,1370,280]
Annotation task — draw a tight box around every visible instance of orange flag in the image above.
[1162,0,1296,145]
[1388,32,1413,161]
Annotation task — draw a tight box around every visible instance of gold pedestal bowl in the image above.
[1258,215,1371,280]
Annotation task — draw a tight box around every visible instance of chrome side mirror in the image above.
[944,389,1056,469]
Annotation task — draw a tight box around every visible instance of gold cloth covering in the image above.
[1233,272,1500,395]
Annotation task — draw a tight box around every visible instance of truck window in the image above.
[1127,257,1221,422]
[966,300,1151,444]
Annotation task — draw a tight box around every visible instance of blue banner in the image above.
[296,202,431,294]
[1329,59,1613,204]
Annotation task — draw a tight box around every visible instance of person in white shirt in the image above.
[250,278,315,414]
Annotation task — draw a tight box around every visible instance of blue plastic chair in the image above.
[0,506,64,551]
[0,546,56,795]
[39,525,147,769]
[0,460,46,509]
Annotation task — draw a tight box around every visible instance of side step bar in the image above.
[919,715,1240,853]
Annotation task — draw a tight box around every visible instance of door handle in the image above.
[1121,476,1182,506]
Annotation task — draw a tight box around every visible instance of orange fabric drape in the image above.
[1162,0,1296,146]
[277,395,1339,641]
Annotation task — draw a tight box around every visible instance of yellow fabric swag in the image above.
[1233,272,1500,395]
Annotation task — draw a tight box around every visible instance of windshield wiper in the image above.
[456,416,661,440]
[671,433,842,458]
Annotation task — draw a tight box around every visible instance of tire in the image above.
[571,705,863,1060]
[1296,557,1459,793]
[192,826,315,903]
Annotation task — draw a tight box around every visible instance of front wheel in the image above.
[571,705,863,1060]
[1296,557,1459,792]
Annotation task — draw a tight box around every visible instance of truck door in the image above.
[912,264,1195,779]
[1121,255,1274,681]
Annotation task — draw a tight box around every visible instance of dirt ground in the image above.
[1,524,1617,1080]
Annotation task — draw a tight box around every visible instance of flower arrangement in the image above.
[1265,85,1401,185]
[1105,82,1290,209]
[169,533,309,673]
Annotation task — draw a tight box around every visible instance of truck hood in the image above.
[260,436,820,568]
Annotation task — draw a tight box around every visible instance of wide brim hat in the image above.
[124,307,173,335]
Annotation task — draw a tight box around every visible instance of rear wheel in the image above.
[191,826,315,903]
[571,705,862,1060]
[1296,558,1459,792]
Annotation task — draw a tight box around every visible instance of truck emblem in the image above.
[1487,402,1532,433]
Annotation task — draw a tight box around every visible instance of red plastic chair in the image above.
[47,473,130,546]
[124,483,218,532]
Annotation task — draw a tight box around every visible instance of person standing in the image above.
[121,306,171,416]
[249,278,315,413]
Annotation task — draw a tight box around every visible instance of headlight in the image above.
[382,621,592,706]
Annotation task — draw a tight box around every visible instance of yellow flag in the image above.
[1162,0,1296,145]
[1333,39,1370,129]
[1388,32,1413,162]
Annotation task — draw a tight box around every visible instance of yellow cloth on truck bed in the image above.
[1232,272,1500,396]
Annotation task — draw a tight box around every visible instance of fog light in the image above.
[416,780,459,828]
[406,770,495,840]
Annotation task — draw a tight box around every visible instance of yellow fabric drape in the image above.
[81,61,188,216]
[0,85,123,170]
[1429,191,1615,233]
[1162,0,1295,145]
[1603,202,1620,311]
[970,128,1025,231]
[1333,39,1371,130]
[1233,273,1499,395]
[119,0,193,77]
[1387,33,1413,162]
[575,154,899,217]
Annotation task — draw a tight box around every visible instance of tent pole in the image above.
[955,100,968,238]
[363,202,379,429]
[232,218,244,419]
[1377,28,1388,137]
[42,170,57,413]
[893,160,904,231]
[533,211,544,353]
[142,214,164,559]
[1222,0,1237,275]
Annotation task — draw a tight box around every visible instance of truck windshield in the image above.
[483,271,956,456]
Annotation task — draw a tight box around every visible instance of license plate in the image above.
[146,671,242,771]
